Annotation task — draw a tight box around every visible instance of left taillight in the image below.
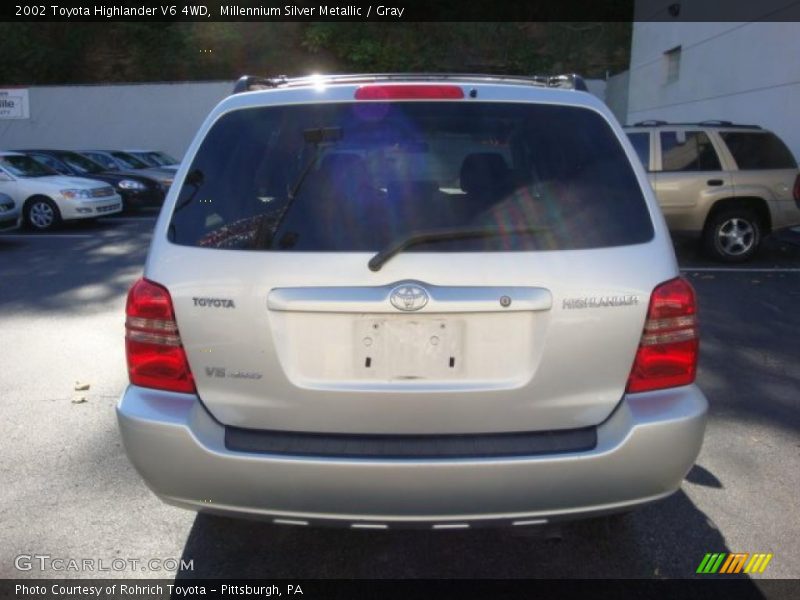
[125,278,195,394]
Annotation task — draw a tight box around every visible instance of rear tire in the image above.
[25,197,62,231]
[703,208,761,262]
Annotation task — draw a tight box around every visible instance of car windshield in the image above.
[111,152,148,169]
[0,155,58,178]
[148,151,178,165]
[168,101,653,252]
[60,152,105,174]
[129,152,160,167]
[84,152,117,170]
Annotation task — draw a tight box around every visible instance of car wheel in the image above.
[25,197,62,231]
[703,208,761,262]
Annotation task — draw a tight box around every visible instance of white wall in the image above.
[0,81,233,159]
[584,78,607,102]
[627,20,800,160]
[583,78,632,125]
[604,71,629,123]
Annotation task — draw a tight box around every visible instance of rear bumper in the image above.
[117,385,707,528]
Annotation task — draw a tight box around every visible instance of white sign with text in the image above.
[0,89,30,119]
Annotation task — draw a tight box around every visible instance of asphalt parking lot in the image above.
[0,215,798,584]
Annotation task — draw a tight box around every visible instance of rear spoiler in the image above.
[231,72,589,94]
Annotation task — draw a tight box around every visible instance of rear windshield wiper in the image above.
[368,226,551,272]
[253,126,343,249]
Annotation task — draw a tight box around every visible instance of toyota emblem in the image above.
[389,284,429,312]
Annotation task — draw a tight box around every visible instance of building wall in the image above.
[604,71,630,124]
[584,78,607,103]
[627,20,800,160]
[0,81,233,159]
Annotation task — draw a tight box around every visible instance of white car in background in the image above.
[0,152,122,231]
[0,192,21,232]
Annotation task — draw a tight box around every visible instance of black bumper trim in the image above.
[225,425,597,459]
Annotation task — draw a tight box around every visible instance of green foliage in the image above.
[301,23,631,77]
[0,22,631,85]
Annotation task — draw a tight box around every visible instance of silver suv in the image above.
[117,74,707,528]
[624,121,800,262]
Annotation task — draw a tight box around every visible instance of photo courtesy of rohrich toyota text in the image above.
[14,583,301,596]
[1,1,799,599]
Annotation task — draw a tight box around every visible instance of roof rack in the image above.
[232,75,288,93]
[698,120,733,126]
[232,73,588,94]
[632,119,667,126]
[630,119,761,129]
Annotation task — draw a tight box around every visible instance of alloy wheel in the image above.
[716,217,755,257]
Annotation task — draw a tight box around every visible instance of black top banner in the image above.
[4,0,800,22]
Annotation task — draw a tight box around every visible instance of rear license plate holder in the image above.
[355,317,463,379]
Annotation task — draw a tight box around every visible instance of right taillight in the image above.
[125,278,195,394]
[626,277,698,394]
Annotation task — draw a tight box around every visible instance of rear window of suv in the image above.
[168,101,653,252]
[719,132,797,170]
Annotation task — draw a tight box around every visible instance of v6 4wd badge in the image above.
[193,297,235,308]
[205,367,262,380]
